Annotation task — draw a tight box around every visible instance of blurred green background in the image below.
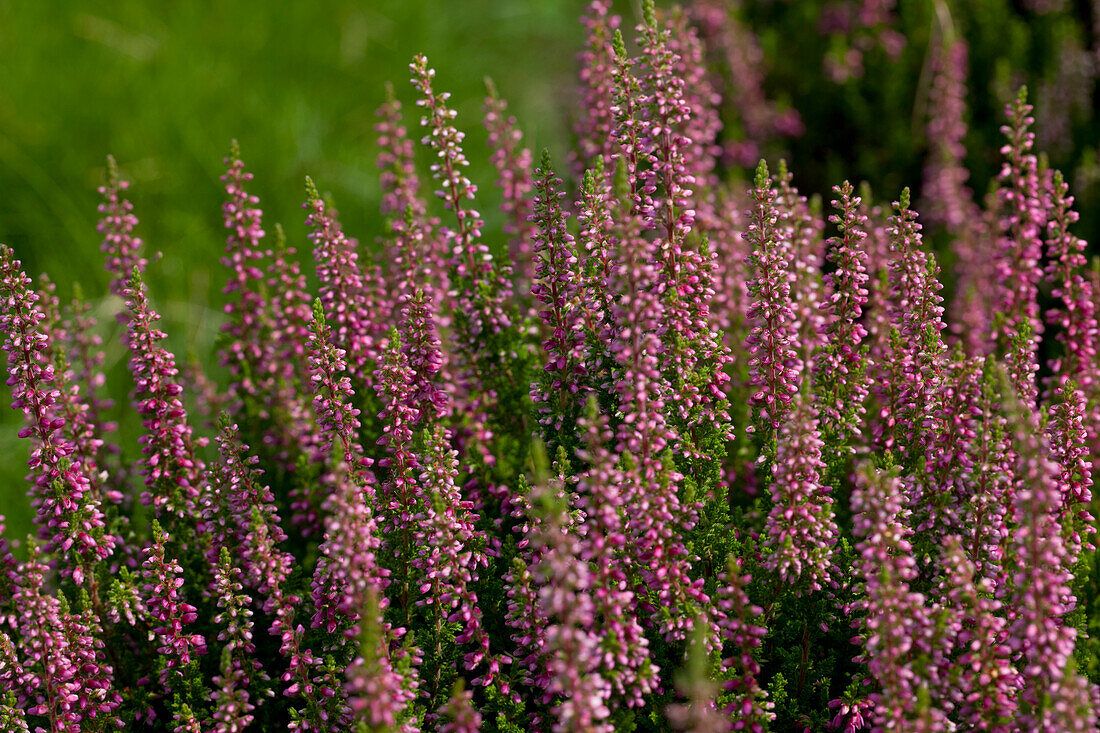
[1,0,584,291]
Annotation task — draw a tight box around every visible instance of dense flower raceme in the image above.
[1,246,115,575]
[4,3,1100,731]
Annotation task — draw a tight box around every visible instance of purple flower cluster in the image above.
[3,2,1100,731]
[1,246,114,575]
[852,465,947,729]
[745,160,800,437]
[995,89,1047,403]
[142,521,207,692]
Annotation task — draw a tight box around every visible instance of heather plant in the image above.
[3,1,1100,732]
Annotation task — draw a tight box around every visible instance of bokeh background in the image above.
[3,0,1100,539]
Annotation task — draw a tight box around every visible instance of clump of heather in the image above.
[3,3,1100,731]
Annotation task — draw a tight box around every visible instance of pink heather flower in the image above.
[398,287,448,424]
[344,589,419,732]
[858,200,893,453]
[218,142,280,410]
[828,692,874,733]
[484,80,537,297]
[374,333,424,583]
[937,536,1019,729]
[504,460,584,705]
[1045,169,1099,396]
[390,202,448,325]
[55,287,116,447]
[307,470,391,727]
[306,301,413,725]
[270,301,360,726]
[574,162,619,371]
[504,538,550,696]
[275,628,329,730]
[921,38,978,232]
[644,71,731,453]
[637,0,696,246]
[202,417,294,600]
[142,521,208,688]
[0,630,31,732]
[764,397,838,591]
[886,188,946,355]
[851,464,948,729]
[744,160,801,437]
[574,1,621,174]
[57,593,121,727]
[708,199,751,345]
[410,54,514,500]
[1048,382,1096,563]
[12,547,91,732]
[306,298,368,471]
[775,165,827,361]
[0,245,114,571]
[814,181,870,449]
[954,357,1014,590]
[305,177,387,387]
[194,420,304,698]
[371,330,426,633]
[665,619,728,733]
[305,300,382,579]
[610,224,709,642]
[1008,410,1096,730]
[415,424,493,680]
[919,356,984,543]
[993,87,1046,405]
[376,84,427,220]
[376,92,450,332]
[530,151,588,439]
[439,681,482,733]
[385,160,450,364]
[40,286,121,503]
[120,267,204,518]
[857,201,893,426]
[209,547,261,733]
[715,556,774,732]
[529,483,614,733]
[266,222,314,375]
[34,286,115,509]
[97,156,147,301]
[260,225,321,521]
[575,411,659,706]
[667,9,722,229]
[881,188,947,466]
[609,28,656,228]
[410,54,512,337]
